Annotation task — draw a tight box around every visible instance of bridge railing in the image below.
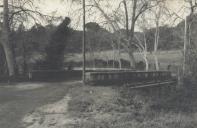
[85,71,174,85]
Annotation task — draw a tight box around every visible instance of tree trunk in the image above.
[143,32,149,71]
[113,46,116,68]
[22,41,27,74]
[183,16,189,75]
[144,56,149,71]
[92,51,95,69]
[130,0,137,40]
[154,54,159,70]
[154,21,160,71]
[128,50,136,69]
[117,38,122,69]
[127,0,138,69]
[123,0,129,38]
[87,40,95,69]
[0,44,8,76]
[82,0,86,83]
[118,48,122,69]
[2,0,15,77]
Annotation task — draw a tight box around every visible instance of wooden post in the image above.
[82,0,86,84]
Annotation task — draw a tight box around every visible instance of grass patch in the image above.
[66,83,197,128]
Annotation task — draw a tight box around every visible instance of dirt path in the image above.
[0,81,79,128]
[23,95,71,128]
[22,84,119,128]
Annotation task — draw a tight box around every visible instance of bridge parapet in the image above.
[86,71,173,85]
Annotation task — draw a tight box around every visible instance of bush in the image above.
[45,17,72,70]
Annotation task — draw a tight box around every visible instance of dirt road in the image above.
[0,81,78,128]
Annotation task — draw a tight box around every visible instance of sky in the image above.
[38,0,186,15]
[0,0,191,30]
[35,0,189,29]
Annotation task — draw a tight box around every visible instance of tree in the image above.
[85,22,99,68]
[143,1,170,71]
[0,44,7,76]
[93,0,162,68]
[1,0,15,78]
[0,0,60,77]
[16,24,27,74]
[152,3,164,71]
[85,22,115,68]
[45,17,72,69]
[71,0,163,69]
[136,14,150,71]
[8,0,59,30]
[85,22,100,68]
[183,0,197,76]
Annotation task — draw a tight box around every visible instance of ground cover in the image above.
[22,82,197,128]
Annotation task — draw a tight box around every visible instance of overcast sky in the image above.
[37,0,187,16]
[37,0,185,14]
[35,0,189,29]
[0,0,191,30]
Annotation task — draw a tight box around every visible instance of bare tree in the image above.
[153,5,162,71]
[82,0,163,69]
[145,1,170,71]
[136,14,150,71]
[0,0,60,78]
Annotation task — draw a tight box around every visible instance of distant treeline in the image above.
[8,18,185,57]
[0,17,189,72]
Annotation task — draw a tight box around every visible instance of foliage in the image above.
[2,14,196,72]
[182,14,197,83]
[0,44,7,76]
[145,25,183,51]
[45,17,72,70]
[184,43,197,84]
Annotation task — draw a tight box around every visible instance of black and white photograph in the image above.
[0,0,196,128]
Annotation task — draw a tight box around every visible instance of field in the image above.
[65,50,183,69]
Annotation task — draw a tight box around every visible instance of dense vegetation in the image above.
[8,20,184,53]
[0,15,195,74]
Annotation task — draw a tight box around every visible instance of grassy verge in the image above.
[66,84,197,128]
